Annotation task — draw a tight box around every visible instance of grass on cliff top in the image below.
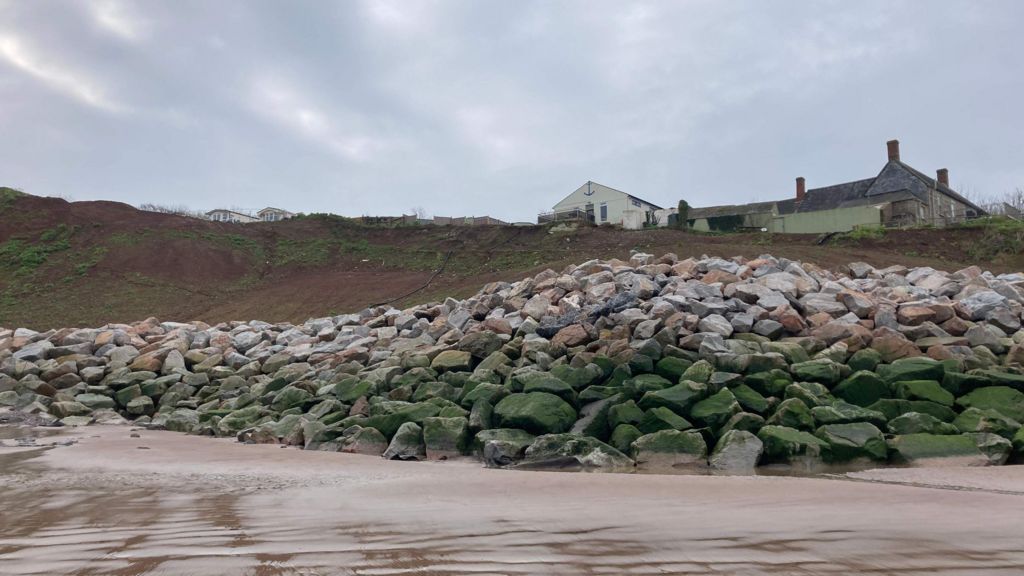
[0,224,76,274]
[0,187,25,212]
[955,217,1024,261]
[831,226,886,243]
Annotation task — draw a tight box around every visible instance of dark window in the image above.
[600,204,608,221]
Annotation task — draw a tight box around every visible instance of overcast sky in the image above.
[1,1,1022,222]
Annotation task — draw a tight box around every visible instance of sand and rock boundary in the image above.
[3,252,1024,473]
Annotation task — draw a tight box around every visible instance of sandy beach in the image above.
[0,424,1022,575]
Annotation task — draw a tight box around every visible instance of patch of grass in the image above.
[0,224,76,274]
[476,250,544,273]
[274,238,335,266]
[39,223,73,243]
[108,230,149,246]
[0,187,25,212]
[955,216,1024,232]
[201,232,263,259]
[947,218,1024,261]
[332,237,445,271]
[74,246,108,276]
[833,226,886,243]
[338,238,370,253]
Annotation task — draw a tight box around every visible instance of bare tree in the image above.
[959,186,1024,216]
[137,203,208,219]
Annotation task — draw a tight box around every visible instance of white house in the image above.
[206,209,258,223]
[540,181,663,228]
[257,207,295,222]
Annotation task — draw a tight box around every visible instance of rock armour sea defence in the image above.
[4,253,1024,472]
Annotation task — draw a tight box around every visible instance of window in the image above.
[600,203,608,222]
[631,199,642,207]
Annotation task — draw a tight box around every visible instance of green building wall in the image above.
[689,212,774,232]
[770,205,881,233]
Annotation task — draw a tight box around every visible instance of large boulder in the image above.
[218,405,264,436]
[811,401,887,428]
[48,401,91,419]
[636,381,706,415]
[689,388,741,430]
[895,380,954,406]
[637,407,692,434]
[631,429,707,470]
[459,382,508,409]
[785,382,834,407]
[758,425,830,465]
[165,408,200,433]
[887,412,959,435]
[607,400,645,429]
[790,359,843,386]
[766,398,814,431]
[732,384,769,414]
[887,433,990,466]
[126,395,155,416]
[271,385,313,412]
[832,371,890,407]
[519,434,633,471]
[956,386,1024,422]
[880,358,945,384]
[609,424,644,453]
[458,331,505,359]
[493,392,577,435]
[815,422,887,462]
[520,373,576,404]
[967,432,1012,466]
[74,393,115,410]
[569,396,615,440]
[473,428,536,457]
[382,421,425,460]
[953,408,1021,439]
[708,430,763,471]
[363,402,442,438]
[422,416,469,459]
[340,426,389,455]
[430,350,473,372]
[868,399,956,423]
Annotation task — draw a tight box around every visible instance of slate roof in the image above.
[792,178,876,213]
[891,161,984,213]
[798,161,985,214]
[692,159,986,218]
[689,200,778,219]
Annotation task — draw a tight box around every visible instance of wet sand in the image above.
[2,425,1024,575]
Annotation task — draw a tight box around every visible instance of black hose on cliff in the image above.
[368,249,455,308]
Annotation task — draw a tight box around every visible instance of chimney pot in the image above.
[887,139,900,162]
[937,168,949,188]
[796,177,806,202]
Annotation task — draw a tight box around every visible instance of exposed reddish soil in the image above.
[1,194,1020,330]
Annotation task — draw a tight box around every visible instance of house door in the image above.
[585,203,594,223]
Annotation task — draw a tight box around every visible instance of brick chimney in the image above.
[936,168,949,188]
[796,177,806,202]
[887,139,900,162]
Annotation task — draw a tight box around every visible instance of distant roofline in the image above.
[257,206,294,215]
[893,160,985,214]
[583,180,664,210]
[805,177,877,195]
[205,208,255,218]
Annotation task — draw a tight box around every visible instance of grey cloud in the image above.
[0,0,1021,222]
